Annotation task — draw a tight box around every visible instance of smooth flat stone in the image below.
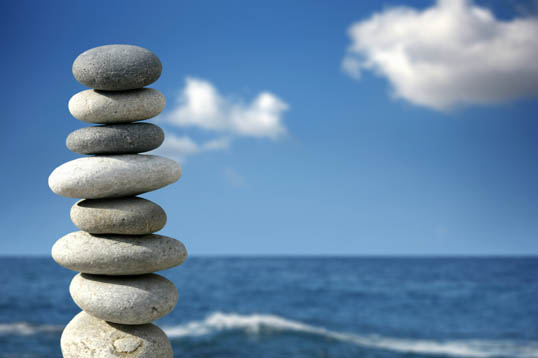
[72,45,162,90]
[48,154,181,199]
[61,311,173,358]
[71,197,166,234]
[68,88,165,124]
[70,273,178,325]
[52,231,186,275]
[66,123,164,155]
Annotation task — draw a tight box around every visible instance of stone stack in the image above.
[48,45,185,358]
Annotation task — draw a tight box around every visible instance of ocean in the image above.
[0,257,537,358]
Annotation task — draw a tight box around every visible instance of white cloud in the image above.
[342,0,538,110]
[167,77,289,139]
[156,134,231,162]
[159,78,289,162]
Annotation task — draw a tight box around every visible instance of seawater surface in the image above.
[0,257,537,358]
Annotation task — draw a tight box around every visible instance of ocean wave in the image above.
[0,322,63,336]
[163,312,538,358]
[1,314,536,358]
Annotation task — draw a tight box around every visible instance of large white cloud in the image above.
[342,0,538,110]
[167,77,288,139]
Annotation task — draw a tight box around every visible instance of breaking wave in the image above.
[1,313,536,357]
[163,312,538,358]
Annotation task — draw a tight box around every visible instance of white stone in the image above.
[70,273,178,325]
[48,154,181,199]
[70,197,166,235]
[52,231,187,275]
[68,88,165,124]
[61,311,173,358]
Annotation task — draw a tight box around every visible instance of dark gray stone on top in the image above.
[66,123,164,155]
[72,45,162,90]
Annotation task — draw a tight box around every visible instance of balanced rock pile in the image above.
[48,45,185,357]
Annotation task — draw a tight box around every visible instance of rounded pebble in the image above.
[68,88,165,124]
[70,273,178,325]
[66,123,164,155]
[71,197,166,234]
[61,311,173,358]
[48,154,181,199]
[72,45,162,90]
[52,231,186,275]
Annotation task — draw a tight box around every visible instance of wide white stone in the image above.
[52,231,187,275]
[61,311,173,358]
[68,89,165,124]
[70,273,178,325]
[48,154,181,199]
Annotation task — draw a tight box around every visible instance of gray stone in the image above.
[70,273,178,325]
[52,231,187,275]
[70,197,166,234]
[66,123,164,155]
[68,88,165,124]
[61,311,173,358]
[48,154,181,199]
[72,45,162,90]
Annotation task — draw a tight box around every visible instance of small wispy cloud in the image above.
[342,0,538,110]
[156,134,231,162]
[159,77,289,162]
[223,167,247,187]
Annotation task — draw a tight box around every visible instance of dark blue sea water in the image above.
[0,257,537,358]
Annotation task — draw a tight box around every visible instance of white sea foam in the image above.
[1,314,536,358]
[163,312,538,358]
[0,322,63,336]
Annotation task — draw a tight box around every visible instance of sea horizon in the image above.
[2,253,538,259]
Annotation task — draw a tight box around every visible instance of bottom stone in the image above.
[61,311,173,358]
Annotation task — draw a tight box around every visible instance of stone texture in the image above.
[52,231,187,275]
[72,45,162,90]
[70,273,178,325]
[68,88,165,124]
[48,154,181,199]
[71,197,166,234]
[61,311,173,358]
[66,123,164,155]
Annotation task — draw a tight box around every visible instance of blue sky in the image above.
[1,0,538,256]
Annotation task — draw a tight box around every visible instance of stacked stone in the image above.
[48,45,185,358]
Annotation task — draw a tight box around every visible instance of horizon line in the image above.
[1,253,537,259]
